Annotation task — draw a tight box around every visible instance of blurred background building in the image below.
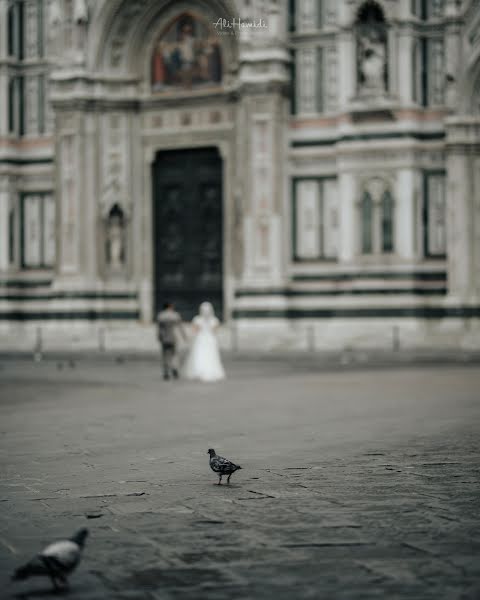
[0,0,479,351]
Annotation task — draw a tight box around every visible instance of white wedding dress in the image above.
[183,303,226,382]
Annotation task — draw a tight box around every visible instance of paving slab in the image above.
[0,357,479,599]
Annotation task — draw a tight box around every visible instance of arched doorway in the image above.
[152,147,223,321]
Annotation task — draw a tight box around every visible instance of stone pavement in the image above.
[0,357,479,599]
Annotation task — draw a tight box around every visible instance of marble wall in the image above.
[0,0,479,351]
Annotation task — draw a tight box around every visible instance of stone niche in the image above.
[99,183,131,281]
[355,1,389,101]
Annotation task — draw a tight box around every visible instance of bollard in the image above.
[393,325,400,352]
[34,326,42,361]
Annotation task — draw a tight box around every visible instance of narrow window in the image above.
[315,47,323,113]
[381,190,394,252]
[37,0,44,57]
[38,74,45,134]
[288,0,295,32]
[8,5,15,56]
[8,78,16,133]
[420,37,428,106]
[9,207,16,264]
[361,192,373,254]
[18,1,25,60]
[18,76,25,136]
[423,172,446,257]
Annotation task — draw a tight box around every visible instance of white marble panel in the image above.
[296,0,318,33]
[60,134,79,272]
[323,178,339,258]
[43,194,56,266]
[0,192,9,270]
[296,180,320,259]
[427,174,446,256]
[23,195,42,267]
[297,47,316,114]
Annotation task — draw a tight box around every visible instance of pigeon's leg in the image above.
[227,473,232,484]
[50,575,62,592]
[218,475,222,485]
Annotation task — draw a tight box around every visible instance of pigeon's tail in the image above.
[12,565,31,581]
[12,557,48,581]
[237,465,242,470]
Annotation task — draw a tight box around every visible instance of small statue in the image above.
[73,0,88,24]
[48,0,62,28]
[359,29,386,92]
[106,205,125,272]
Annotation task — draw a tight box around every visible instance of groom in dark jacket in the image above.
[156,302,185,380]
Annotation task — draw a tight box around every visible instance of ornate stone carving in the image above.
[109,0,150,67]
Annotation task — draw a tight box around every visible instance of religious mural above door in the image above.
[151,13,222,91]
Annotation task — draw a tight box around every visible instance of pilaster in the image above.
[396,168,416,260]
[0,190,9,271]
[445,117,480,301]
[338,171,356,262]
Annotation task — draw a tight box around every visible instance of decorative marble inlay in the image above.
[26,76,39,136]
[109,0,150,67]
[429,39,445,105]
[43,195,56,266]
[251,116,274,267]
[26,0,38,59]
[296,180,320,259]
[23,195,42,267]
[297,47,316,114]
[426,173,446,256]
[60,134,78,271]
[325,46,338,113]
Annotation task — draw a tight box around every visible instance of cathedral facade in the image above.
[1,0,479,351]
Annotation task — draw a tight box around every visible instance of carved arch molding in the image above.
[91,0,238,76]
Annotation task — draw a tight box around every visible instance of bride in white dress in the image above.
[183,302,226,382]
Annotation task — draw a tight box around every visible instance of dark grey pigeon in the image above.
[12,528,88,591]
[208,448,242,485]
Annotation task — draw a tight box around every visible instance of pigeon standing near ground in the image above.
[12,527,88,591]
[208,448,242,485]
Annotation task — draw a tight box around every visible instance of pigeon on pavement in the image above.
[208,448,242,485]
[12,527,88,591]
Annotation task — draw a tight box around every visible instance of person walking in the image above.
[156,302,185,380]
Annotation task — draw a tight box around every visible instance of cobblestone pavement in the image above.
[0,357,479,599]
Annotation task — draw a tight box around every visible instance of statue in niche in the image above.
[73,0,89,24]
[47,0,62,55]
[356,2,388,95]
[73,0,89,64]
[48,0,62,28]
[106,204,126,273]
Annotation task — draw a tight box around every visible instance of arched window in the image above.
[151,13,222,92]
[360,182,395,255]
[361,191,373,254]
[381,190,394,252]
